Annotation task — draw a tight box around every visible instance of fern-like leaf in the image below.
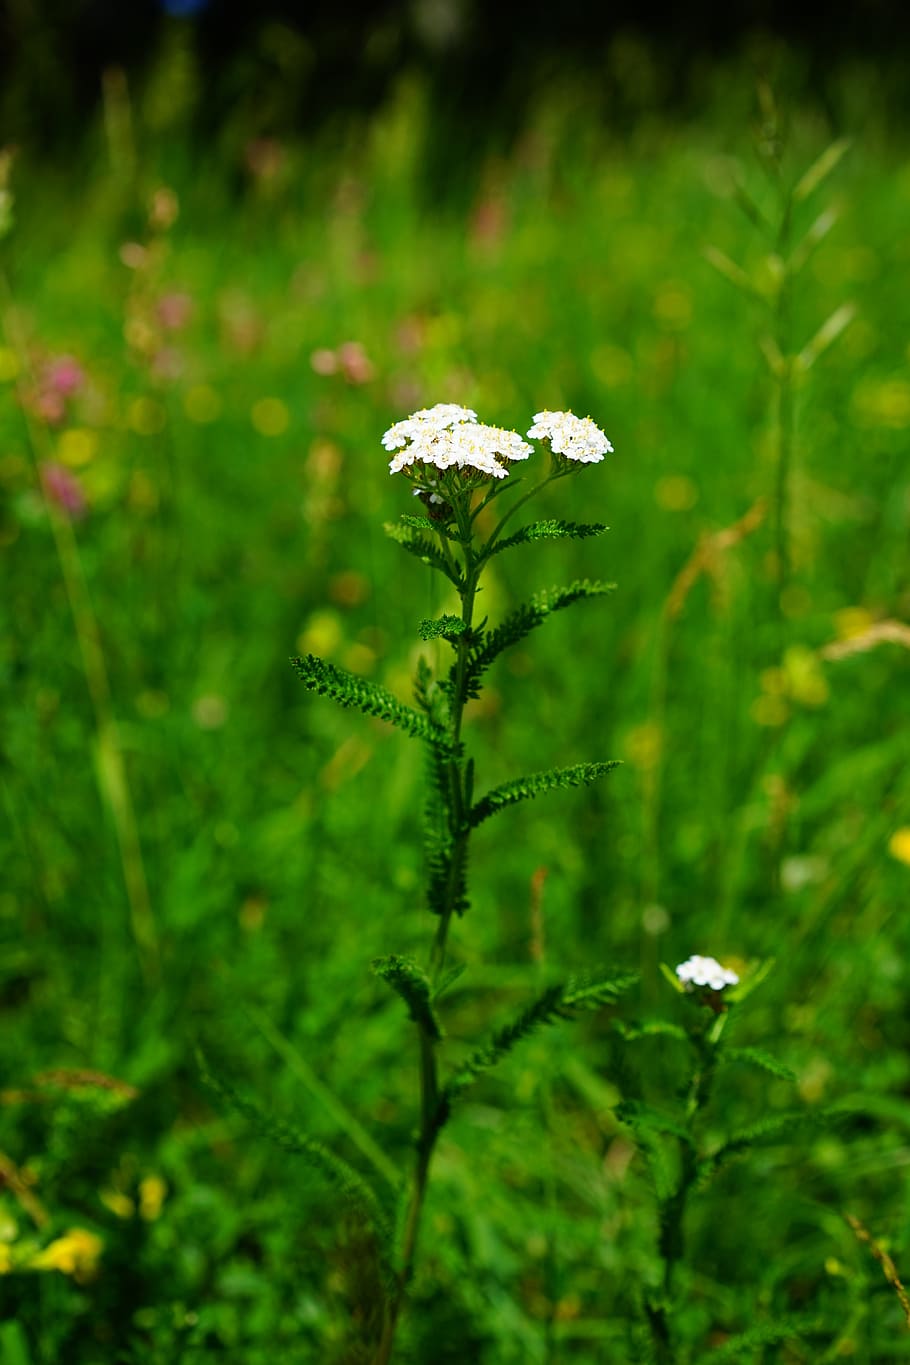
[701,1108,842,1180]
[721,1046,796,1082]
[439,970,637,1122]
[613,1019,690,1044]
[418,615,466,643]
[291,654,453,751]
[615,1099,694,1148]
[463,580,615,695]
[705,1315,819,1362]
[372,956,443,1041]
[197,1051,394,1275]
[399,513,457,538]
[488,519,608,558]
[470,760,619,827]
[383,521,461,586]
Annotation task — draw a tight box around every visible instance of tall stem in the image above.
[648,1012,726,1361]
[0,269,159,983]
[375,505,480,1365]
[772,190,794,602]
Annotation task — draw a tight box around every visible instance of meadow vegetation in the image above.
[1,46,909,1363]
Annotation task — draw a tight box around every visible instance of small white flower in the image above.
[381,404,478,451]
[527,410,613,464]
[675,955,739,992]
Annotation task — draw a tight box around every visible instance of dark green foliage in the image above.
[615,1099,695,1148]
[469,759,620,826]
[383,520,462,586]
[705,1314,820,1361]
[487,519,608,557]
[372,955,443,1041]
[291,653,453,750]
[418,614,466,643]
[462,580,616,695]
[701,1108,843,1179]
[440,971,639,1118]
[3,62,904,1365]
[197,1052,394,1274]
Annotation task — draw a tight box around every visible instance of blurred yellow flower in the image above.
[655,475,698,511]
[128,397,167,435]
[0,347,20,382]
[184,385,222,424]
[783,645,829,707]
[298,610,342,657]
[29,1228,102,1281]
[653,282,693,329]
[834,606,875,640]
[590,344,633,389]
[251,397,289,436]
[624,722,662,771]
[100,1189,135,1219]
[139,1175,167,1221]
[751,694,789,727]
[889,829,910,866]
[851,378,910,429]
[58,428,98,468]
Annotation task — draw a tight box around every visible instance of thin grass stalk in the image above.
[0,271,159,982]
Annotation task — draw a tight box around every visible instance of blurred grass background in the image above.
[1,10,910,1362]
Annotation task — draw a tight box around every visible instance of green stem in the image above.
[649,1013,726,1361]
[481,468,566,558]
[772,191,794,601]
[375,507,480,1365]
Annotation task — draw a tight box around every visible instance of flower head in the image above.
[527,410,613,464]
[44,355,85,397]
[381,404,479,451]
[675,955,739,992]
[384,405,531,483]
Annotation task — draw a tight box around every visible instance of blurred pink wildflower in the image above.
[42,462,86,519]
[156,292,194,331]
[44,355,85,396]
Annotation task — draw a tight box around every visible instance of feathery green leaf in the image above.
[463,580,616,695]
[470,760,619,827]
[372,955,443,1041]
[721,1046,796,1082]
[487,519,608,558]
[196,1051,394,1272]
[439,970,638,1122]
[615,1099,694,1148]
[701,1108,843,1179]
[399,513,456,538]
[291,654,452,750]
[705,1315,820,1362]
[613,1019,690,1044]
[384,520,461,585]
[418,614,467,643]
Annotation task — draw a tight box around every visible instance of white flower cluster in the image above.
[527,410,613,464]
[675,955,739,992]
[381,404,478,451]
[383,404,532,480]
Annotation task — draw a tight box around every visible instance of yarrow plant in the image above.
[225,400,634,1362]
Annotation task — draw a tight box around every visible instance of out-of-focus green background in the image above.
[1,7,909,1361]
